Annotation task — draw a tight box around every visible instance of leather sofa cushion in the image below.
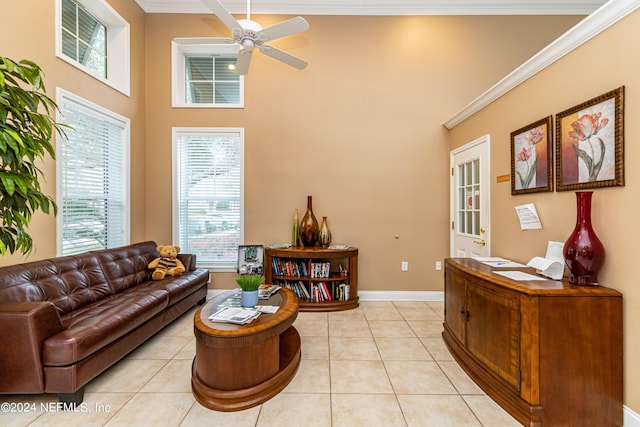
[94,241,157,293]
[42,287,169,366]
[134,269,210,305]
[0,254,112,315]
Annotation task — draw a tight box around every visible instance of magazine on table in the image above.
[208,307,261,324]
[258,284,281,299]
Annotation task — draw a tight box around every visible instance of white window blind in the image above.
[61,0,107,78]
[57,90,130,256]
[173,128,243,269]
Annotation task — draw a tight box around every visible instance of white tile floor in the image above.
[0,300,521,426]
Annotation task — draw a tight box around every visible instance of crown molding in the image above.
[135,0,606,15]
[444,0,640,129]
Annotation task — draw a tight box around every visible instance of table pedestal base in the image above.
[192,326,301,411]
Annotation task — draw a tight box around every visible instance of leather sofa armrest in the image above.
[0,302,64,393]
[178,253,197,272]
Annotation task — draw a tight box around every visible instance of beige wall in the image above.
[0,0,147,266]
[449,8,640,414]
[144,13,581,290]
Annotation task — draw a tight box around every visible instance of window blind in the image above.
[59,93,129,255]
[174,130,243,268]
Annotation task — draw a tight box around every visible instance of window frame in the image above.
[172,127,245,271]
[55,88,131,256]
[172,38,244,109]
[55,0,130,96]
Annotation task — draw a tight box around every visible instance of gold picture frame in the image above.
[510,116,553,195]
[555,86,624,191]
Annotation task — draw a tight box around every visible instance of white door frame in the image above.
[450,134,491,257]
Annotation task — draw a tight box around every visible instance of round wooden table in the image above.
[191,288,301,411]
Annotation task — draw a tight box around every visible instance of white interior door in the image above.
[450,135,491,258]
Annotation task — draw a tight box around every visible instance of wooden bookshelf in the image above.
[264,246,359,312]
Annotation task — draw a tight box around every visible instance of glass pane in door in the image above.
[457,158,481,237]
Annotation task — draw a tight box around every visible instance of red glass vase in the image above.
[563,191,605,286]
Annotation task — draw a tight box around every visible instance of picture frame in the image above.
[237,245,264,275]
[555,86,624,191]
[510,116,553,195]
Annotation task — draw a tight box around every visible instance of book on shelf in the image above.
[310,261,330,278]
[258,284,281,299]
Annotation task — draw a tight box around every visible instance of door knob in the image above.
[473,239,486,246]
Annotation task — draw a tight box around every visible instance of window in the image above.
[56,89,130,256]
[185,56,241,104]
[172,38,244,108]
[56,0,130,95]
[60,0,106,78]
[173,128,243,270]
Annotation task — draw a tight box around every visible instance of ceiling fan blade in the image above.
[259,45,308,70]
[257,17,309,42]
[201,0,242,33]
[234,48,253,75]
[205,37,236,44]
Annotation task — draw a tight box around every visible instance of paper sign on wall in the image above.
[515,203,542,230]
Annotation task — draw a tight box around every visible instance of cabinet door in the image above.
[466,282,520,390]
[444,271,466,344]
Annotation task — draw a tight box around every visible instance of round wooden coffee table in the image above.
[191,287,300,411]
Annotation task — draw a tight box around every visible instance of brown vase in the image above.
[299,196,319,247]
[563,191,606,286]
[318,216,332,247]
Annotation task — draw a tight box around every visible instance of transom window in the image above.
[185,56,240,104]
[173,128,244,270]
[55,0,130,95]
[172,38,244,108]
[61,0,107,78]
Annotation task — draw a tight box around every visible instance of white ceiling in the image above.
[134,0,609,15]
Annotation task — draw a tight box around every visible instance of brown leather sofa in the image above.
[0,241,209,404]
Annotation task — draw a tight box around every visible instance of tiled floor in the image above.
[1,300,520,426]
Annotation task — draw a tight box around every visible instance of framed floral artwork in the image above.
[510,116,553,195]
[555,86,624,191]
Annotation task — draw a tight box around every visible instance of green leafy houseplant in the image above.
[0,57,65,256]
[235,274,264,292]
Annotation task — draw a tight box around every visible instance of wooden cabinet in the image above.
[443,258,622,427]
[264,247,358,312]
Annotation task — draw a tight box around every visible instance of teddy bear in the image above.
[148,245,186,280]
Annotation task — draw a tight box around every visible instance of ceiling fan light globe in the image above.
[241,39,255,50]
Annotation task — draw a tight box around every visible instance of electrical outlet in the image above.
[401,261,409,271]
[435,261,442,271]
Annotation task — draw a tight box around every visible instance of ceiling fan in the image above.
[201,0,310,75]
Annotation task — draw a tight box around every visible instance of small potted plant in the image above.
[236,274,264,307]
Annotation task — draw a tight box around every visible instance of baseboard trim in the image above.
[358,290,444,302]
[626,405,640,427]
[209,289,445,302]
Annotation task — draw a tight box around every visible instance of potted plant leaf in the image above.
[0,56,67,256]
[236,274,264,307]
